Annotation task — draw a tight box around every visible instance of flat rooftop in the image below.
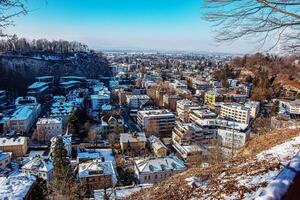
[138,109,175,117]
[28,82,48,89]
[195,119,248,131]
[10,106,35,121]
[37,118,62,124]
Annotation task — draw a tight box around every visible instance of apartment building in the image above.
[172,144,203,166]
[0,174,36,200]
[192,79,211,91]
[134,156,186,184]
[279,100,300,116]
[36,118,63,142]
[176,99,201,122]
[172,121,203,146]
[126,95,150,109]
[245,101,260,118]
[195,119,250,148]
[101,114,124,135]
[172,121,203,165]
[0,137,29,157]
[189,109,217,122]
[204,90,224,110]
[137,109,175,137]
[27,82,49,99]
[9,104,41,133]
[163,94,181,112]
[91,91,111,111]
[169,80,188,90]
[220,103,250,124]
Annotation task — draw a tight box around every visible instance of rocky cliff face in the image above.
[0,51,111,96]
[0,51,111,78]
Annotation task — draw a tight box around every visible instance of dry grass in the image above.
[126,128,300,200]
[237,128,300,158]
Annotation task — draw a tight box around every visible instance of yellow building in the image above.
[204,90,223,110]
[120,132,147,152]
[0,137,29,157]
[148,135,168,157]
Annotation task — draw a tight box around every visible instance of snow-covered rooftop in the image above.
[135,156,186,174]
[22,156,53,172]
[10,105,35,121]
[78,159,117,185]
[0,137,27,147]
[0,174,36,200]
[120,132,147,144]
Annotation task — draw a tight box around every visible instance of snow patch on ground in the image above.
[256,136,300,161]
[256,153,300,200]
[185,177,208,187]
[185,135,300,200]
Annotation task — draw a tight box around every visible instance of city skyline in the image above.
[7,0,273,54]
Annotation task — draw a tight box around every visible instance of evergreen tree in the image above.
[52,137,74,198]
[32,177,48,200]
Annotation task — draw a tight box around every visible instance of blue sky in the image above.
[7,0,259,53]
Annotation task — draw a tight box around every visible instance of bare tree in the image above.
[145,118,160,137]
[0,0,28,37]
[203,0,300,52]
[207,139,224,164]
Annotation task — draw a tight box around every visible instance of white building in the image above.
[220,103,250,124]
[27,82,49,99]
[91,91,111,111]
[137,110,175,136]
[126,95,150,109]
[176,99,201,122]
[172,121,203,146]
[279,100,300,115]
[9,104,41,133]
[21,155,54,181]
[36,118,63,142]
[169,80,188,90]
[15,96,38,107]
[134,156,186,184]
[189,109,217,122]
[195,119,250,148]
[244,101,260,118]
[0,151,11,169]
[172,144,203,166]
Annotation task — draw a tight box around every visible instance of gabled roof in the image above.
[135,156,186,174]
[22,156,53,172]
[78,159,117,185]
